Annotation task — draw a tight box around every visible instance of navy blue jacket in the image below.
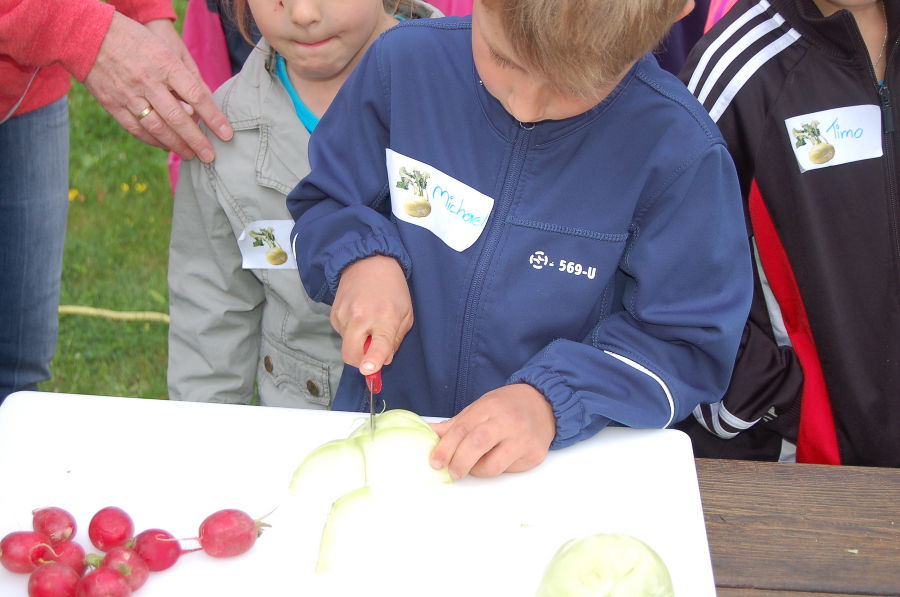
[288,17,752,449]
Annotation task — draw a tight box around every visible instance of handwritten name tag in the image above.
[386,149,494,252]
[784,104,882,173]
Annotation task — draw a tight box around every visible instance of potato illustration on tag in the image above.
[396,166,431,218]
[249,226,288,265]
[792,120,835,165]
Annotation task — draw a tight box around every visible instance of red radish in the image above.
[33,507,77,544]
[28,562,80,597]
[1,531,55,573]
[133,529,180,571]
[52,541,87,575]
[99,547,150,591]
[76,568,132,597]
[198,509,265,558]
[88,507,134,552]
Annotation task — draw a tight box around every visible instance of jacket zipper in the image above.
[876,36,899,264]
[454,124,532,413]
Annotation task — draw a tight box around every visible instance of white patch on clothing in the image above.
[237,220,297,269]
[386,149,494,252]
[784,105,883,173]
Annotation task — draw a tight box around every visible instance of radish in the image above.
[133,529,180,571]
[1,531,55,573]
[76,568,132,597]
[198,509,266,558]
[49,541,87,575]
[88,507,134,552]
[33,507,77,544]
[99,547,149,591]
[28,562,80,597]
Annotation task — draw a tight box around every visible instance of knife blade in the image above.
[363,336,382,436]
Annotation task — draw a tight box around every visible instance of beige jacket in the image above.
[167,40,342,408]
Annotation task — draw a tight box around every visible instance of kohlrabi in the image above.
[534,533,674,597]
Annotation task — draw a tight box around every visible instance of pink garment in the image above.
[0,0,175,118]
[182,0,231,92]
[169,0,232,191]
[704,0,739,31]
[427,0,471,16]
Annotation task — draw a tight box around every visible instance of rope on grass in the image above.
[59,305,170,324]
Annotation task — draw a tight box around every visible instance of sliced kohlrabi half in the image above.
[534,533,674,597]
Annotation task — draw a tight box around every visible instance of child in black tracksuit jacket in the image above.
[678,0,899,467]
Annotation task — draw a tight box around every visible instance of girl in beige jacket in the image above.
[167,0,440,407]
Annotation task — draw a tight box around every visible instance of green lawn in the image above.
[40,1,188,399]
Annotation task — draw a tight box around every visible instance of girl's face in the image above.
[248,0,397,84]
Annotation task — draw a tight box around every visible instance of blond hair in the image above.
[480,0,687,98]
[229,0,418,46]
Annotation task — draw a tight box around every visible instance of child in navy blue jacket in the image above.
[288,0,753,479]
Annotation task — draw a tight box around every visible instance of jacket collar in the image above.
[217,39,312,194]
[773,0,899,70]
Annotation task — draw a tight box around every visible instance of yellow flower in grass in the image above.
[120,182,130,193]
[68,189,78,201]
[135,182,148,193]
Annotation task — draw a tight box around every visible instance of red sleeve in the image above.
[0,0,115,80]
[0,0,175,82]
[109,0,176,24]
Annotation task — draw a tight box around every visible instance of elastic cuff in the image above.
[509,365,591,450]
[320,231,412,301]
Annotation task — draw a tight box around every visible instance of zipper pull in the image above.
[877,81,894,134]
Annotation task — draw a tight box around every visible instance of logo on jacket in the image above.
[784,105,882,173]
[529,250,597,280]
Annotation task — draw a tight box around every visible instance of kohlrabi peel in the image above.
[534,533,674,597]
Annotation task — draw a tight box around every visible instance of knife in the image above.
[363,336,382,436]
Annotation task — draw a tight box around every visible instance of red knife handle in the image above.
[363,337,382,394]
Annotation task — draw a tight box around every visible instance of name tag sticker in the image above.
[386,149,494,252]
[784,104,882,173]
[237,220,296,269]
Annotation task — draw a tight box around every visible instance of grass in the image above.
[39,1,188,399]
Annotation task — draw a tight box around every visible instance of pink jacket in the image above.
[427,0,471,16]
[705,0,739,31]
[0,0,175,119]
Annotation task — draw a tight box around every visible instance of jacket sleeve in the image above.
[679,36,804,442]
[0,0,113,78]
[167,149,265,404]
[287,42,411,304]
[109,0,176,24]
[0,0,175,80]
[509,144,754,449]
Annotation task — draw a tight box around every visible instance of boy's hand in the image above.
[429,384,556,479]
[331,255,413,375]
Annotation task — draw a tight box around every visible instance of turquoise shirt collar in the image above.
[275,54,320,133]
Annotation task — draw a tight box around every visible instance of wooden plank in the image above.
[696,459,900,596]
[718,589,875,597]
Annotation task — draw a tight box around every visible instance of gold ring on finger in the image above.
[135,105,154,120]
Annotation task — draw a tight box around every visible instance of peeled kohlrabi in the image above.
[289,409,452,498]
[534,533,674,597]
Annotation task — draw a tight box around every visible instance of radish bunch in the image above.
[0,506,268,596]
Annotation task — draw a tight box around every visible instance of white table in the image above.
[0,392,715,596]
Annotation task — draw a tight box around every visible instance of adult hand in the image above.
[83,13,233,162]
[330,255,414,376]
[429,384,556,479]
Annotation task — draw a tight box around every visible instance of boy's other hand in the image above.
[429,384,556,479]
[331,255,413,375]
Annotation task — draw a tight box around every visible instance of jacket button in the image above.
[264,356,273,373]
[306,380,320,397]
